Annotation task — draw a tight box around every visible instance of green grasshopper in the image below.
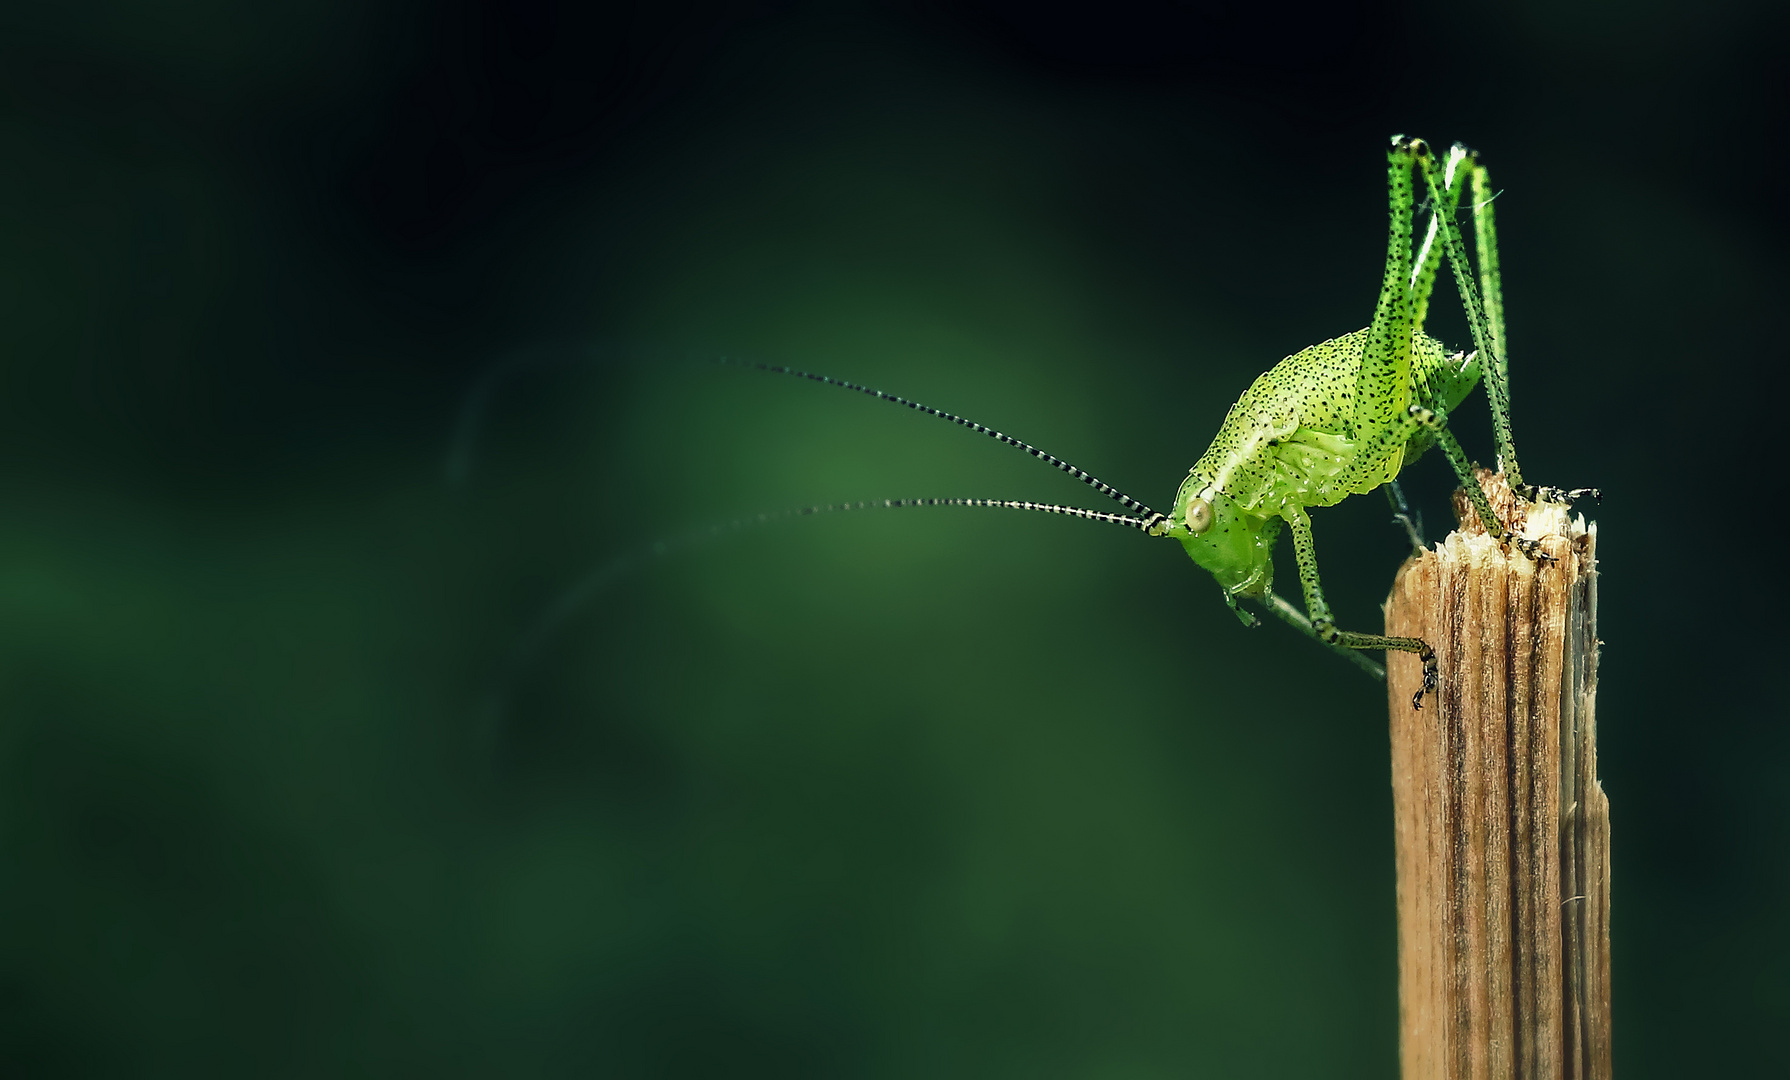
[729,136,1592,709]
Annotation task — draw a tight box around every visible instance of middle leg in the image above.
[1384,479,1426,555]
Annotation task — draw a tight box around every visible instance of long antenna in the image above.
[755,496,1154,530]
[726,359,1168,529]
[502,494,1154,678]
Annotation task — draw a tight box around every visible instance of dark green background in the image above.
[3,1,1784,1075]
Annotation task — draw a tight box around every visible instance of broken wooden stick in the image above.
[1385,471,1612,1080]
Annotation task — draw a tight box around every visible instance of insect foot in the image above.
[1412,642,1438,711]
[1528,484,1603,505]
[1510,534,1556,564]
[1223,591,1262,628]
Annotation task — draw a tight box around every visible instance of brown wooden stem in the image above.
[1384,471,1612,1079]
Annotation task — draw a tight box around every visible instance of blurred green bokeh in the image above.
[2,2,1785,1076]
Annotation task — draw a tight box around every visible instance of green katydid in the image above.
[504,136,1593,706]
[714,136,1595,710]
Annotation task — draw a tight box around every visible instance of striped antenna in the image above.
[726,359,1168,530]
[749,496,1151,531]
[642,496,1154,578]
[500,494,1154,683]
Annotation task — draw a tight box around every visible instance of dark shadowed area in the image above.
[2,1,1784,1075]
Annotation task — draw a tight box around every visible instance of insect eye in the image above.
[1185,497,1213,535]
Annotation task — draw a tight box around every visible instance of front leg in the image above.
[1284,506,1438,709]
